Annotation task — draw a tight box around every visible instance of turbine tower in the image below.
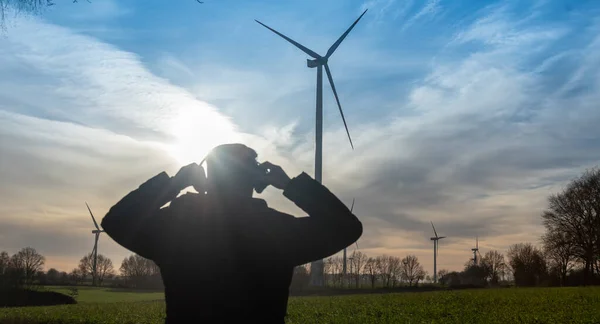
[256,9,367,286]
[430,222,446,284]
[86,202,104,286]
[343,198,357,279]
[471,236,480,266]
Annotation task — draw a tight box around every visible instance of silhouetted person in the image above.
[101,143,362,323]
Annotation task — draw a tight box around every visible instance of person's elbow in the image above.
[100,216,113,236]
[100,206,126,241]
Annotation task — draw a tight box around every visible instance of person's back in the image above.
[151,194,300,322]
[101,143,362,323]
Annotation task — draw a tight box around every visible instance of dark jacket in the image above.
[101,171,362,323]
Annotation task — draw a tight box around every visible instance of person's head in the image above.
[204,143,261,198]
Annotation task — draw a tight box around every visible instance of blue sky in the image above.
[1,0,600,274]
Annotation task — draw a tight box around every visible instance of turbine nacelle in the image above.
[307,57,326,68]
[256,9,368,151]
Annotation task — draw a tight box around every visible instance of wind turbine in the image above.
[430,222,446,284]
[256,9,367,286]
[86,202,104,286]
[471,236,480,266]
[343,198,357,279]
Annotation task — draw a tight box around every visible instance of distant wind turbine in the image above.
[471,236,481,266]
[86,202,104,286]
[343,198,357,278]
[430,221,446,284]
[256,9,368,287]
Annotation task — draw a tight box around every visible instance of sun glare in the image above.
[167,104,241,166]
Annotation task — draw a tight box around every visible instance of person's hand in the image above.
[259,162,291,190]
[171,163,206,192]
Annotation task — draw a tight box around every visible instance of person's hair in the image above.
[204,144,258,193]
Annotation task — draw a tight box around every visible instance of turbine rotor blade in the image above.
[431,221,438,238]
[326,9,368,59]
[86,202,100,230]
[355,242,359,250]
[255,20,320,59]
[324,63,353,149]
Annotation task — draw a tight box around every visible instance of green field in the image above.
[1,287,599,323]
[49,286,165,304]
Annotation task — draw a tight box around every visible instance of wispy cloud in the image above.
[2,0,600,274]
[360,0,417,25]
[401,0,441,31]
[64,0,132,21]
[241,0,600,271]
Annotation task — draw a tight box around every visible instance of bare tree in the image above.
[1,0,203,29]
[379,256,400,287]
[69,268,84,285]
[437,269,449,285]
[325,256,343,287]
[481,250,507,285]
[120,254,161,288]
[45,268,59,285]
[10,247,45,285]
[96,255,114,286]
[291,264,310,290]
[507,243,547,287]
[332,256,343,287]
[0,251,10,288]
[391,258,403,287]
[0,251,9,276]
[364,257,378,288]
[542,230,577,286]
[350,251,367,288]
[375,255,391,287]
[78,253,92,278]
[324,257,334,287]
[1,0,52,29]
[400,255,425,287]
[415,269,427,286]
[120,254,159,277]
[541,167,600,284]
[78,253,114,286]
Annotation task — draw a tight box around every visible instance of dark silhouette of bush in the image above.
[447,283,486,290]
[0,288,77,307]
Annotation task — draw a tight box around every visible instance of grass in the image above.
[1,286,599,323]
[47,286,164,304]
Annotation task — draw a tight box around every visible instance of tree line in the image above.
[310,168,600,289]
[319,252,427,289]
[0,248,162,290]
[2,168,598,291]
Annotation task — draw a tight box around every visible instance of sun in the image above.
[166,104,241,166]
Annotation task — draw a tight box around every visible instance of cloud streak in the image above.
[401,0,441,32]
[2,0,600,275]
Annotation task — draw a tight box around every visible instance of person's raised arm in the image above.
[250,163,363,266]
[100,163,204,260]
